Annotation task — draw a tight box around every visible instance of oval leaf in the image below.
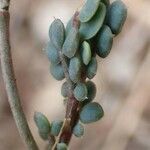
[80,102,104,124]
[49,19,65,48]
[74,83,88,101]
[65,18,72,37]
[79,2,106,40]
[38,131,49,141]
[69,56,81,83]
[86,57,97,79]
[50,64,65,81]
[73,122,84,137]
[46,41,60,64]
[81,41,92,65]
[96,25,113,58]
[51,120,63,136]
[34,112,51,134]
[106,0,127,35]
[62,27,80,58]
[57,143,67,150]
[79,0,100,23]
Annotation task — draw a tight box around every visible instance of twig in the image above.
[52,12,81,150]
[0,1,38,149]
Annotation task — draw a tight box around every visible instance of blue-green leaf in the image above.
[34,112,51,134]
[62,27,80,58]
[50,64,65,81]
[61,82,70,97]
[46,41,60,64]
[106,0,127,35]
[57,143,67,150]
[79,0,100,23]
[79,2,106,40]
[80,102,104,124]
[73,122,84,137]
[74,83,88,101]
[51,120,63,136]
[81,41,92,65]
[96,25,113,58]
[49,19,65,48]
[86,57,97,79]
[69,56,81,83]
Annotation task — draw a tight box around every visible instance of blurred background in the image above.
[0,0,150,149]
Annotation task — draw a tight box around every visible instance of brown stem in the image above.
[52,95,80,150]
[60,95,79,144]
[0,1,38,149]
[52,12,82,149]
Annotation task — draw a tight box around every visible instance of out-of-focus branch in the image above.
[0,1,38,149]
[101,47,150,150]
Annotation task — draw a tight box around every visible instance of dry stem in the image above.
[0,1,38,149]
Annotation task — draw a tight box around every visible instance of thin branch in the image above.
[52,12,81,150]
[0,1,38,149]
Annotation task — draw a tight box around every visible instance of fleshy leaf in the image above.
[50,64,65,81]
[86,57,97,79]
[96,25,113,58]
[51,120,63,136]
[62,27,80,58]
[74,83,88,101]
[106,0,127,35]
[80,102,104,124]
[79,0,100,23]
[73,122,84,137]
[34,112,51,134]
[81,41,92,65]
[69,56,81,83]
[49,19,65,48]
[46,41,60,64]
[79,2,106,40]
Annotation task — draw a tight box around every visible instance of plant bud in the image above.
[73,122,84,137]
[79,0,100,23]
[81,41,91,65]
[96,25,113,58]
[51,120,63,136]
[79,2,106,40]
[106,0,127,35]
[50,64,65,81]
[57,143,67,150]
[34,112,51,134]
[61,82,69,97]
[86,57,97,79]
[49,19,65,48]
[74,83,87,101]
[80,102,104,124]
[86,81,96,102]
[69,56,81,83]
[46,41,60,64]
[62,27,80,58]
